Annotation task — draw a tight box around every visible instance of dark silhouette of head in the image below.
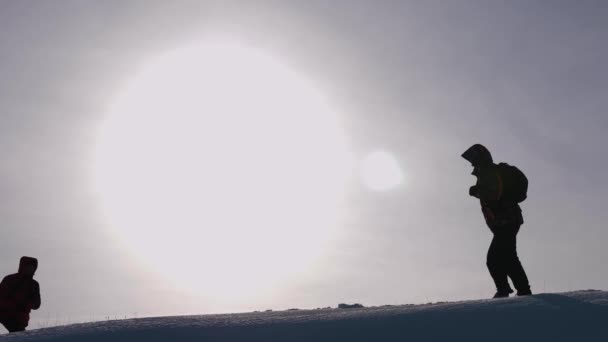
[18,256,38,277]
[462,144,493,167]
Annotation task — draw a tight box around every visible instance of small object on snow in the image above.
[338,303,364,309]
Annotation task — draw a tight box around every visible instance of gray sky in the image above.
[1,0,608,327]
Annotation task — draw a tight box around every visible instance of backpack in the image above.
[497,163,528,203]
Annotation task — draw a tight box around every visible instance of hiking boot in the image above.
[516,289,532,296]
[493,289,514,298]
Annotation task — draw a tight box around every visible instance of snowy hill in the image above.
[5,290,608,341]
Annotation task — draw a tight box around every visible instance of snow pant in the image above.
[486,225,530,294]
[0,317,26,333]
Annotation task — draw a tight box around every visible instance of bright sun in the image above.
[93,42,354,303]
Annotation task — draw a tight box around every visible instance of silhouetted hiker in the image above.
[462,144,532,298]
[0,256,41,333]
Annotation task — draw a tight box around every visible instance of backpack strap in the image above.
[496,167,504,201]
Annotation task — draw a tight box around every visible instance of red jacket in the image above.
[0,259,41,328]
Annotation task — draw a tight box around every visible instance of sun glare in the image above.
[93,42,354,304]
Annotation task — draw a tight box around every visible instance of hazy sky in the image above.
[1,0,608,326]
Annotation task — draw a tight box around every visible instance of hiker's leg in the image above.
[487,235,512,294]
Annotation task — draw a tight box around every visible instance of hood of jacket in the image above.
[18,256,38,275]
[462,144,493,167]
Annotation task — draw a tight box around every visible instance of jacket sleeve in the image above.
[0,276,8,299]
[474,168,502,202]
[30,280,41,310]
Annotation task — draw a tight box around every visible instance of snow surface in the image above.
[4,290,608,341]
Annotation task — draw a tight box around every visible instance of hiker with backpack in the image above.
[0,257,41,333]
[462,144,532,298]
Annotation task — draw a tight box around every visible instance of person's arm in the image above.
[470,169,502,201]
[0,276,9,299]
[30,280,41,310]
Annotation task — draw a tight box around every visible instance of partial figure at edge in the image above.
[462,144,532,298]
[0,256,41,333]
